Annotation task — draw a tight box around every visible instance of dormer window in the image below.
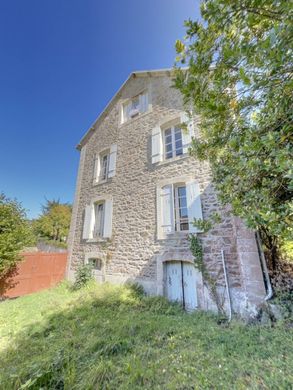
[122,92,148,123]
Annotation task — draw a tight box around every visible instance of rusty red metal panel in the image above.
[0,252,68,298]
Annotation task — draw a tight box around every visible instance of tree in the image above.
[33,199,72,245]
[0,193,34,278]
[174,0,292,267]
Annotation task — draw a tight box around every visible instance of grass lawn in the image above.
[0,282,292,389]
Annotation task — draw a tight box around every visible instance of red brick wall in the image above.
[0,252,67,298]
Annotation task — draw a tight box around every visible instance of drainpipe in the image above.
[221,249,232,322]
[255,231,273,301]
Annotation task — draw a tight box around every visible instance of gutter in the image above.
[255,231,273,301]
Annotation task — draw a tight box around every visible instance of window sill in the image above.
[86,237,109,243]
[119,108,152,127]
[157,230,202,240]
[153,153,189,167]
[93,178,111,186]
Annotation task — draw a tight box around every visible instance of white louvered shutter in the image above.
[108,144,117,178]
[82,205,92,239]
[103,199,113,238]
[151,126,163,164]
[160,185,174,237]
[93,153,100,182]
[186,181,203,233]
[139,92,148,113]
[180,112,194,154]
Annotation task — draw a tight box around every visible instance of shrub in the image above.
[73,263,93,290]
[125,282,145,298]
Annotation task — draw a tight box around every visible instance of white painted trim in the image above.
[156,175,194,188]
[156,175,200,240]
[152,111,192,166]
[85,194,113,242]
[92,147,111,185]
[120,88,151,125]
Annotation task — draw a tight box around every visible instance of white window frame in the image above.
[151,112,194,164]
[156,176,203,239]
[83,195,113,241]
[163,125,183,160]
[173,184,189,232]
[93,145,117,185]
[93,201,105,238]
[99,150,110,182]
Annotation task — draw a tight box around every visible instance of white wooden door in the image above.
[166,262,183,305]
[182,263,198,311]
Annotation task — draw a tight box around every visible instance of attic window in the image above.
[122,92,148,123]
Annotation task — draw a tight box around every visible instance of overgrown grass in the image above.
[0,282,292,389]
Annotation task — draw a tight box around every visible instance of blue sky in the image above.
[0,0,200,219]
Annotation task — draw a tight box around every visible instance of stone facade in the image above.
[67,70,266,317]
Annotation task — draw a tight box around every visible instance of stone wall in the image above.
[67,72,266,316]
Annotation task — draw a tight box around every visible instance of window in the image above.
[82,197,113,240]
[88,258,102,270]
[93,144,117,184]
[82,195,113,240]
[100,151,110,181]
[151,113,194,164]
[174,185,189,231]
[164,126,183,159]
[93,202,105,238]
[157,180,203,239]
[122,92,148,123]
[125,96,140,119]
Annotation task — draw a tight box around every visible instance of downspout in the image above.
[255,231,273,301]
[221,249,232,322]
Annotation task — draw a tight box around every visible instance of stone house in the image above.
[67,68,269,317]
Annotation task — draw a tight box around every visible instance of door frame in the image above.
[164,259,198,310]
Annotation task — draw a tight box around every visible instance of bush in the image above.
[125,282,146,298]
[73,263,93,290]
[0,193,35,278]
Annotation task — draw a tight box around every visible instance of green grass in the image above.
[0,282,292,389]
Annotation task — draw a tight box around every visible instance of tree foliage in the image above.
[0,193,34,278]
[174,0,293,259]
[33,199,72,245]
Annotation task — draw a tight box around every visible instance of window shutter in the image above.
[151,126,162,164]
[93,153,100,182]
[82,205,92,239]
[139,93,148,113]
[186,181,203,233]
[159,185,174,238]
[103,199,113,238]
[180,112,194,154]
[108,144,117,178]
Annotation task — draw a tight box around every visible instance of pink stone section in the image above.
[234,217,266,307]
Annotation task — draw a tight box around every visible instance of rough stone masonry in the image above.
[67,69,267,318]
